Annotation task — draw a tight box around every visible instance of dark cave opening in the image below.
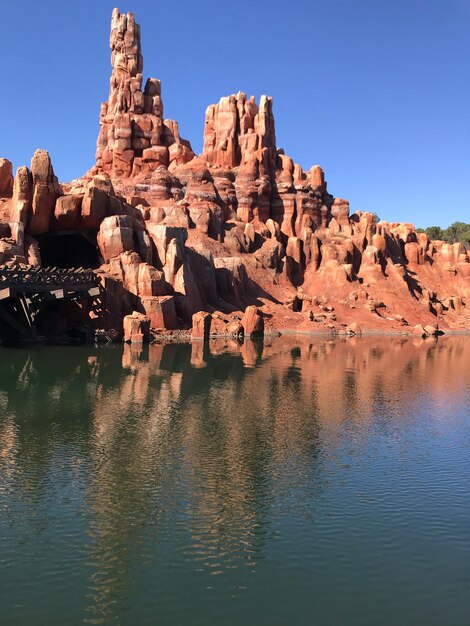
[37,232,101,269]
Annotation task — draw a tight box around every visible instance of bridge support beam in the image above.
[0,266,103,343]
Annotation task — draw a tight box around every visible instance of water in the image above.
[0,336,469,626]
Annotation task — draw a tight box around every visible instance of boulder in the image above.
[412,324,426,337]
[138,263,167,296]
[97,215,134,262]
[191,311,212,339]
[227,320,244,337]
[81,187,109,230]
[120,251,141,295]
[241,305,264,337]
[141,295,178,329]
[29,183,57,236]
[347,322,362,336]
[123,312,150,343]
[255,238,284,269]
[424,324,439,337]
[53,195,82,229]
[210,314,228,336]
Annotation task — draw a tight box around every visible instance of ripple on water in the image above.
[0,337,469,626]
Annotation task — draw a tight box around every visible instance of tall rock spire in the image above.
[95,8,194,179]
[107,9,144,114]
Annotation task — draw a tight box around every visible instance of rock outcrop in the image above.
[0,8,469,339]
[94,8,194,179]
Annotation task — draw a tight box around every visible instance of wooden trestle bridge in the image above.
[0,265,101,340]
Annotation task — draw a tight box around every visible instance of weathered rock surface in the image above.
[191,311,212,339]
[94,9,194,180]
[0,8,469,338]
[98,215,134,262]
[123,311,150,342]
[0,159,13,196]
[241,306,265,337]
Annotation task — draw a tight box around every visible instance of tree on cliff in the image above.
[445,222,470,245]
[416,222,470,245]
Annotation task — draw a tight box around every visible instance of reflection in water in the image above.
[1,337,470,625]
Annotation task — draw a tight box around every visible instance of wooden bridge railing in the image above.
[0,266,100,288]
[0,265,103,338]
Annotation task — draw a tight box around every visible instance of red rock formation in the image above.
[191,311,212,339]
[0,7,469,339]
[0,159,13,197]
[241,306,265,337]
[123,311,150,343]
[94,9,194,179]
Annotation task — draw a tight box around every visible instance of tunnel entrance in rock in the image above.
[37,232,101,269]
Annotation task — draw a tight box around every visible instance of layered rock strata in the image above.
[0,8,469,339]
[94,8,194,179]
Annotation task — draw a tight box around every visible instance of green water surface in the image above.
[0,337,469,625]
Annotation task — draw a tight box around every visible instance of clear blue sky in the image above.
[1,0,469,228]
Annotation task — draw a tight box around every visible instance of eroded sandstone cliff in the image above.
[0,8,469,340]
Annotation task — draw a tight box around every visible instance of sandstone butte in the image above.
[0,8,469,342]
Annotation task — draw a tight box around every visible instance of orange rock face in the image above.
[0,8,469,337]
[94,9,194,180]
[241,306,265,337]
[123,311,150,343]
[0,159,13,197]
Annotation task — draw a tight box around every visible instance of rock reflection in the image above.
[0,336,469,623]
